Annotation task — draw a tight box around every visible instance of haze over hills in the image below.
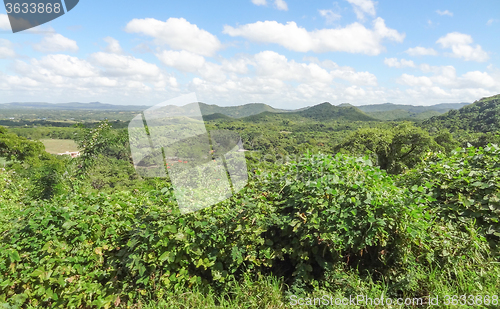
[0,102,148,111]
[0,101,471,121]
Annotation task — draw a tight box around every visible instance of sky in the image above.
[0,0,499,108]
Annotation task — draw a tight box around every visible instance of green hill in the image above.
[423,94,500,133]
[201,113,232,121]
[295,102,377,121]
[197,102,288,118]
[356,102,470,120]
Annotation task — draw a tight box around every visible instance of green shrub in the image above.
[259,153,413,289]
[400,144,500,245]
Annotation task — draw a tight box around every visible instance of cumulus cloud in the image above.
[34,54,97,78]
[253,51,332,83]
[90,52,162,78]
[319,9,342,24]
[103,37,123,54]
[461,71,496,88]
[436,32,489,62]
[33,34,79,53]
[0,14,10,30]
[274,0,288,11]
[0,39,16,59]
[398,74,433,87]
[223,17,404,55]
[397,63,499,93]
[346,0,376,21]
[397,67,499,105]
[405,46,438,56]
[251,0,287,10]
[251,0,267,5]
[384,58,415,68]
[2,51,179,104]
[171,50,381,106]
[124,17,222,57]
[156,50,206,72]
[436,10,453,16]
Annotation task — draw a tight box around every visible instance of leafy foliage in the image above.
[423,94,500,133]
[400,144,500,243]
[334,122,443,174]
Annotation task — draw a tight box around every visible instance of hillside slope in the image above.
[423,94,500,133]
[295,102,377,121]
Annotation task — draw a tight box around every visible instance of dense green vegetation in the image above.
[0,95,499,308]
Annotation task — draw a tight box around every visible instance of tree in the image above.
[334,122,440,174]
[0,125,46,162]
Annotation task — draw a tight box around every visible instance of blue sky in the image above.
[0,0,499,108]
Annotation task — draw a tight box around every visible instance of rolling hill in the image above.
[354,102,470,120]
[0,101,471,122]
[294,102,376,121]
[422,94,500,133]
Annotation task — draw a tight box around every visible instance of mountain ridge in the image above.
[0,101,472,120]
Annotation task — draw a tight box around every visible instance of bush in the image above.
[1,152,499,308]
[399,144,500,245]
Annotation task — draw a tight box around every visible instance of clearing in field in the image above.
[41,139,79,154]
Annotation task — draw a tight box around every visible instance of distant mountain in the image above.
[197,102,289,118]
[353,102,470,120]
[0,100,472,121]
[0,101,288,118]
[423,94,500,133]
[0,102,147,111]
[294,102,376,121]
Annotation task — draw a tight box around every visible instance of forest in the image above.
[0,94,499,308]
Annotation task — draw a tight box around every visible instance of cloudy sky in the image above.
[0,0,499,108]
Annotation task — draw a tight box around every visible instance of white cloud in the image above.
[0,14,10,30]
[33,34,79,53]
[405,46,438,56]
[90,52,162,78]
[274,0,288,11]
[346,0,376,21]
[156,50,206,72]
[251,0,267,5]
[103,37,123,54]
[34,54,97,77]
[487,18,499,26]
[220,56,254,74]
[398,74,433,87]
[253,51,332,83]
[345,85,367,97]
[330,67,378,86]
[384,58,415,68]
[124,18,222,57]
[436,32,489,62]
[2,50,180,104]
[397,63,499,99]
[251,0,287,10]
[319,9,342,24]
[436,10,453,16]
[0,39,16,59]
[460,71,496,88]
[223,17,404,55]
[181,50,380,106]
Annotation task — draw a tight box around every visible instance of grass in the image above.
[130,265,500,309]
[40,139,79,154]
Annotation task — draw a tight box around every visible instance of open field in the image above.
[40,139,79,154]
